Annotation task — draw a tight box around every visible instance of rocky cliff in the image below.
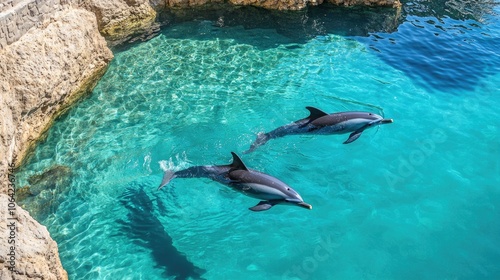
[0,8,113,177]
[0,5,113,280]
[0,194,67,279]
[82,0,157,40]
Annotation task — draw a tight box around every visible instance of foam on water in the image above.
[16,3,500,280]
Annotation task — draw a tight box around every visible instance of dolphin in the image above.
[245,106,393,153]
[158,152,312,212]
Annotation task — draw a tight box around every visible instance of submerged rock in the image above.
[18,165,73,220]
[27,165,72,190]
[15,186,32,202]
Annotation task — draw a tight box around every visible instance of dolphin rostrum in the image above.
[158,152,312,212]
[245,106,393,153]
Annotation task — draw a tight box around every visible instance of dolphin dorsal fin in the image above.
[230,152,249,171]
[305,106,328,121]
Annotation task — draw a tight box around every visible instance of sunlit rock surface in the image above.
[0,8,113,180]
[0,194,67,279]
[0,7,112,280]
[83,0,157,40]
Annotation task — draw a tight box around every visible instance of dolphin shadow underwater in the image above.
[245,106,394,153]
[158,152,312,212]
[118,186,206,280]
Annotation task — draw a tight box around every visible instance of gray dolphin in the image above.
[158,152,312,212]
[245,106,393,153]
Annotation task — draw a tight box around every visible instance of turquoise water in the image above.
[17,2,500,279]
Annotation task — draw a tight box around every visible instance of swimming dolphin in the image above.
[245,106,393,153]
[158,152,312,212]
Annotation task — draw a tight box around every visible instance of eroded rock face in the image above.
[0,7,113,280]
[0,8,113,181]
[0,194,67,279]
[83,0,157,40]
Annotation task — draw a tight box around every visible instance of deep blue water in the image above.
[17,1,500,279]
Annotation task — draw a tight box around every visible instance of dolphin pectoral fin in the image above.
[158,170,176,190]
[344,130,363,144]
[249,201,275,211]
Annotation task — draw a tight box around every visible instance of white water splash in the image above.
[143,152,152,173]
[158,152,191,171]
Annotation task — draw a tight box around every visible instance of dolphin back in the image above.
[158,170,176,190]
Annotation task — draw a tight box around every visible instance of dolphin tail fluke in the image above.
[244,132,270,154]
[158,170,176,190]
[249,200,276,211]
[343,130,363,144]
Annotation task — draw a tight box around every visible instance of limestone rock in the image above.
[0,8,113,184]
[0,9,112,278]
[83,0,157,40]
[0,194,67,279]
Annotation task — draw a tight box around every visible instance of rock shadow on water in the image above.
[118,185,206,280]
[17,165,73,220]
[112,4,403,51]
[163,4,402,44]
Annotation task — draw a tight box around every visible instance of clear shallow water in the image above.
[17,2,500,279]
